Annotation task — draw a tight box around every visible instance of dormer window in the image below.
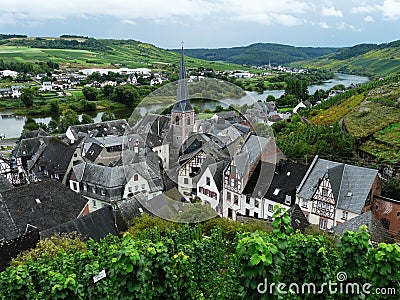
[342,211,348,220]
[273,188,280,196]
[134,174,139,181]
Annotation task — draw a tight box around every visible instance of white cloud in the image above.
[0,0,311,27]
[351,4,379,14]
[364,15,375,22]
[319,21,329,29]
[321,6,343,17]
[121,19,137,25]
[336,22,363,32]
[381,0,400,20]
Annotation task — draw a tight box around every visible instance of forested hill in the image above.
[291,40,400,76]
[173,43,339,66]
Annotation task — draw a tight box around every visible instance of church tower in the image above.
[170,43,195,149]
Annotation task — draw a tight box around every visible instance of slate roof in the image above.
[297,156,378,214]
[12,137,44,158]
[29,137,75,172]
[40,206,120,241]
[331,211,394,244]
[232,134,272,178]
[214,111,245,123]
[0,180,88,236]
[287,204,309,233]
[132,114,171,137]
[19,128,49,140]
[68,119,129,139]
[0,193,18,240]
[243,160,309,203]
[73,162,127,188]
[0,175,13,192]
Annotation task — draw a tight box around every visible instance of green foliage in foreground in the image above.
[1,208,399,299]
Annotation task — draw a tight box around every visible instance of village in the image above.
[0,46,399,271]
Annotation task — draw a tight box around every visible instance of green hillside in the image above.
[0,37,246,72]
[176,43,339,66]
[308,73,400,163]
[291,40,400,76]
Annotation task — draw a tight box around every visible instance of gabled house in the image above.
[222,133,285,220]
[69,160,163,212]
[178,138,229,198]
[65,119,130,144]
[296,155,381,230]
[196,159,230,215]
[27,137,75,183]
[240,160,308,221]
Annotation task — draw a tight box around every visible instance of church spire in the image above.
[172,41,193,112]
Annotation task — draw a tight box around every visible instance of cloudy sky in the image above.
[0,0,399,48]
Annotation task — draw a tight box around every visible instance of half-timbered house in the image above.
[296,155,381,230]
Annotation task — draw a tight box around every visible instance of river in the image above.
[0,73,368,138]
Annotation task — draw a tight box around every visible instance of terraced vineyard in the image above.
[308,76,400,163]
[0,38,247,71]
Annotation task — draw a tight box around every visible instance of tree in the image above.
[82,86,98,101]
[266,95,276,102]
[111,85,140,107]
[101,112,116,122]
[284,76,309,101]
[20,87,36,108]
[256,81,265,93]
[102,85,114,97]
[23,117,39,131]
[59,109,79,132]
[49,100,60,115]
[81,114,94,124]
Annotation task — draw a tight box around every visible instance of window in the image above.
[101,189,106,196]
[246,196,250,204]
[141,184,145,190]
[92,200,97,207]
[273,188,280,196]
[302,199,308,208]
[285,196,291,205]
[234,195,238,205]
[228,208,233,219]
[184,178,189,184]
[135,185,139,191]
[134,174,139,181]
[255,200,259,208]
[83,183,87,191]
[397,211,400,217]
[230,166,236,174]
[319,219,327,230]
[92,186,96,194]
[227,192,231,201]
[254,212,258,218]
[206,177,210,186]
[342,211,348,220]
[245,208,250,216]
[268,204,274,212]
[322,188,328,196]
[72,182,77,191]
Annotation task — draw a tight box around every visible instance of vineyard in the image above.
[0,208,399,299]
